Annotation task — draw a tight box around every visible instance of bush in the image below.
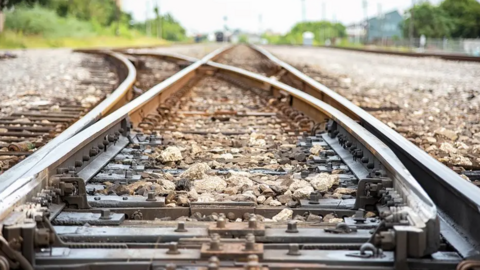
[5,5,95,38]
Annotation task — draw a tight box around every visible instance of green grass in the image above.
[0,5,171,49]
[0,31,169,49]
[5,5,95,38]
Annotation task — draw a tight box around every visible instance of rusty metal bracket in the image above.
[50,176,91,209]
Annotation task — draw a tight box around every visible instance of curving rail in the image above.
[0,50,136,195]
[0,45,457,269]
[252,44,480,258]
[0,46,232,216]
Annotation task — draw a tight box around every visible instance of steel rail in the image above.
[251,44,480,258]
[206,60,439,255]
[265,44,480,62]
[0,45,439,258]
[0,50,136,195]
[124,51,199,63]
[0,45,232,220]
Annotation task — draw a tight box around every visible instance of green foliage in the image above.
[44,0,118,27]
[132,13,186,41]
[440,0,480,38]
[264,21,346,45]
[2,0,186,42]
[5,5,95,37]
[403,0,480,38]
[1,0,35,9]
[402,2,454,38]
[238,34,248,43]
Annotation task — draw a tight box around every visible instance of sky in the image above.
[122,0,441,35]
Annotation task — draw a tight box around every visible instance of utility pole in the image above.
[223,16,228,43]
[115,0,120,36]
[333,13,337,39]
[301,0,306,22]
[258,14,263,36]
[321,1,326,43]
[409,0,415,48]
[378,3,383,46]
[155,0,161,39]
[363,0,368,44]
[146,0,151,37]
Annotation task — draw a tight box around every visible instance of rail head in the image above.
[0,50,136,195]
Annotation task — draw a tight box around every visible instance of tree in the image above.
[402,3,454,38]
[132,13,186,41]
[45,0,117,27]
[0,0,23,33]
[284,21,346,44]
[153,4,160,39]
[440,0,480,38]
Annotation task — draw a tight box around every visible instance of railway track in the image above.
[0,52,121,173]
[0,50,199,189]
[0,45,479,269]
[306,45,480,63]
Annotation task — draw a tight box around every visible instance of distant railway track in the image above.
[0,45,478,269]
[293,44,480,62]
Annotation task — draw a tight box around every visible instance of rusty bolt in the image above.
[245,255,260,270]
[82,155,90,162]
[208,234,221,251]
[286,220,299,233]
[166,242,180,255]
[207,256,219,270]
[98,143,104,150]
[103,140,109,151]
[248,216,257,229]
[227,212,235,220]
[207,263,219,270]
[216,217,226,228]
[174,221,187,232]
[243,234,256,251]
[287,243,301,256]
[99,209,111,220]
[107,134,115,142]
[132,210,143,220]
[247,254,259,263]
[89,148,98,157]
[56,168,67,174]
[146,191,156,201]
[74,160,83,168]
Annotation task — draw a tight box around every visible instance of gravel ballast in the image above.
[262,45,480,177]
[0,49,117,117]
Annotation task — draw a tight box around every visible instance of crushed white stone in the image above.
[158,146,183,162]
[180,163,211,180]
[272,208,293,221]
[194,175,227,193]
